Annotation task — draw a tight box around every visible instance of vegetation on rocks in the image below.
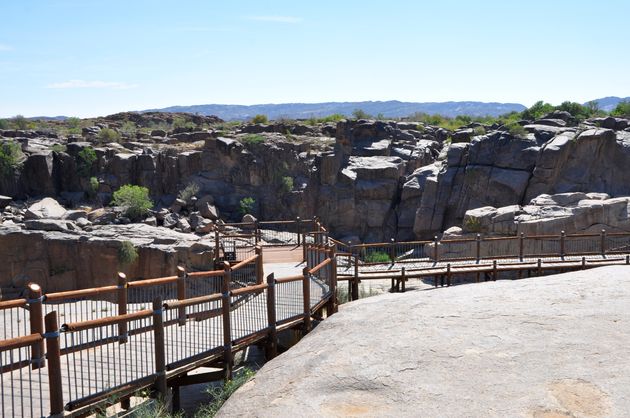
[76,147,97,177]
[196,367,256,417]
[240,134,266,145]
[98,128,121,143]
[612,100,630,117]
[112,184,153,220]
[364,251,391,263]
[0,141,24,176]
[178,182,200,204]
[239,197,255,215]
[280,176,294,194]
[118,240,138,265]
[251,114,268,124]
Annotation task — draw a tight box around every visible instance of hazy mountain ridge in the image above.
[143,100,527,120]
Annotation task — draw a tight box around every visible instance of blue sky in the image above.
[0,0,628,117]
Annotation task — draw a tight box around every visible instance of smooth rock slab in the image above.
[219,266,630,417]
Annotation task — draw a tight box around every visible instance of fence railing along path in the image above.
[0,242,336,417]
[333,230,630,298]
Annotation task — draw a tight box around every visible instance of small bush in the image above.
[0,141,24,176]
[88,176,99,198]
[473,126,486,136]
[119,121,136,138]
[364,251,391,263]
[352,109,372,120]
[280,176,293,193]
[178,182,200,204]
[76,147,97,177]
[112,184,153,220]
[612,100,630,117]
[197,368,255,417]
[11,115,30,130]
[507,123,527,138]
[0,119,7,129]
[98,128,121,143]
[251,114,268,124]
[118,241,138,266]
[240,134,265,145]
[239,197,255,215]
[336,284,381,304]
[463,216,482,232]
[51,144,67,153]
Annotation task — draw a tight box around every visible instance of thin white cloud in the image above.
[245,15,303,23]
[46,80,138,90]
[0,44,13,51]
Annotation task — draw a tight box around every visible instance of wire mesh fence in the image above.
[0,336,47,418]
[230,289,268,342]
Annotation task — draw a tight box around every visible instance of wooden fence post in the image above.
[27,283,45,369]
[302,266,311,333]
[254,220,260,245]
[476,234,481,262]
[492,259,497,281]
[152,297,167,400]
[537,258,542,276]
[433,236,439,262]
[214,228,221,265]
[352,254,359,301]
[582,256,586,269]
[328,246,338,315]
[177,266,186,326]
[255,246,264,285]
[446,263,451,287]
[296,217,302,246]
[117,272,128,343]
[401,267,406,292]
[266,273,277,359]
[44,311,63,416]
[601,229,607,256]
[221,262,233,380]
[560,231,566,257]
[389,238,396,264]
[519,232,524,261]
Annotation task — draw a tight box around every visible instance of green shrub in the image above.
[239,197,255,215]
[88,176,99,198]
[463,216,482,232]
[506,123,527,138]
[118,240,138,265]
[0,119,7,129]
[98,128,121,143]
[11,115,30,130]
[178,182,200,204]
[51,144,67,153]
[196,368,255,417]
[119,121,136,138]
[521,100,554,120]
[612,100,630,117]
[336,284,380,304]
[364,251,391,263]
[280,176,293,193]
[0,141,24,176]
[473,126,486,136]
[76,147,97,177]
[240,134,265,145]
[251,114,268,124]
[352,109,372,120]
[112,184,153,220]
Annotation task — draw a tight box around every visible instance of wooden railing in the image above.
[0,245,336,418]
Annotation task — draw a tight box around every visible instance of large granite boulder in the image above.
[219,266,630,417]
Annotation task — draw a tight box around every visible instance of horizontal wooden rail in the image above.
[127,276,178,288]
[164,293,222,309]
[231,254,259,271]
[62,309,153,332]
[187,270,224,278]
[231,283,267,296]
[309,257,332,274]
[275,275,303,284]
[0,333,43,352]
[0,298,27,310]
[45,285,119,302]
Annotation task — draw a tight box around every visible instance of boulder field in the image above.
[218,266,630,417]
[2,114,630,243]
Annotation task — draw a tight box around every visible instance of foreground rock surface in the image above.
[219,266,630,417]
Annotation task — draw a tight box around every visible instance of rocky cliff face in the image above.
[2,114,630,243]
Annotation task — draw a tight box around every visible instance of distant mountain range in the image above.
[143,100,527,120]
[22,97,630,121]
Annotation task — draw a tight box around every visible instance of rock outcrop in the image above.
[218,266,630,417]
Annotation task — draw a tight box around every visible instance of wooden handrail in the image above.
[164,293,222,310]
[187,270,224,278]
[45,285,119,302]
[231,254,259,271]
[0,298,27,310]
[231,283,267,297]
[309,257,332,274]
[62,309,153,332]
[0,333,43,352]
[275,275,303,284]
[127,276,178,288]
